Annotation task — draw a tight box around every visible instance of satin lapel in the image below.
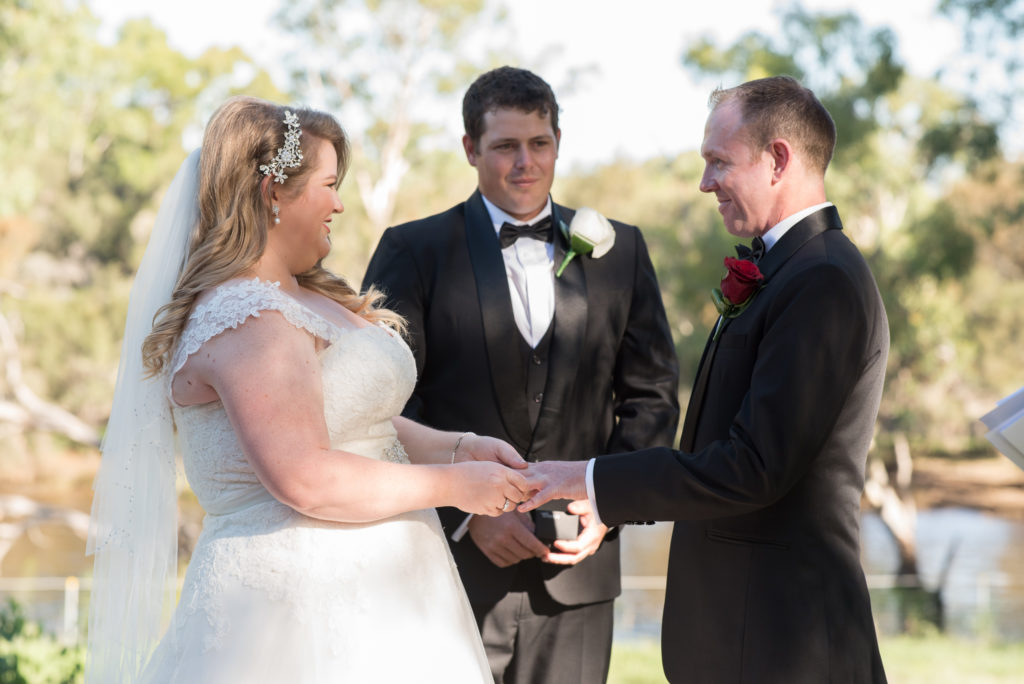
[680,207,843,451]
[756,205,843,280]
[679,330,716,451]
[716,205,842,340]
[528,205,588,454]
[464,191,533,447]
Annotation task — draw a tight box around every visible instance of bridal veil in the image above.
[86,149,199,683]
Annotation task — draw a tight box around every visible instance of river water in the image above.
[616,507,1024,641]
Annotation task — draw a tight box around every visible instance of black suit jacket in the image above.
[595,207,888,683]
[362,190,679,606]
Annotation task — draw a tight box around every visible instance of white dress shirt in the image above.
[761,201,833,251]
[449,195,556,542]
[480,194,555,348]
[583,201,834,527]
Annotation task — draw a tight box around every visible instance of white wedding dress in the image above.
[138,279,490,683]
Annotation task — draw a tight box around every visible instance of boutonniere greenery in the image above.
[556,207,616,277]
[711,256,765,340]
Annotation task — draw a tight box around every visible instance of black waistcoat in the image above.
[519,324,553,429]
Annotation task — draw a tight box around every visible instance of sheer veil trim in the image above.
[86,149,200,684]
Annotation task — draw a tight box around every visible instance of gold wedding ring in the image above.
[501,497,513,512]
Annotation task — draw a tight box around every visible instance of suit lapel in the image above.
[464,191,534,447]
[680,206,843,450]
[756,205,842,281]
[679,331,716,451]
[528,204,588,455]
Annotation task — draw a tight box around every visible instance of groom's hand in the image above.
[518,460,589,511]
[468,512,549,568]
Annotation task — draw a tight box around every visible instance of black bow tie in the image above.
[735,236,766,263]
[498,216,553,249]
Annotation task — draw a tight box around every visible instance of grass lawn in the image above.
[608,634,1024,683]
[609,639,665,683]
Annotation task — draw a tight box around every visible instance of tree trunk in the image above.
[0,307,99,448]
[864,432,955,632]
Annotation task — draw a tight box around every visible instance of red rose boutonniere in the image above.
[711,256,765,340]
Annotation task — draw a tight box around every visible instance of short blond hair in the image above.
[710,76,836,175]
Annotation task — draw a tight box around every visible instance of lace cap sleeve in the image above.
[170,279,340,378]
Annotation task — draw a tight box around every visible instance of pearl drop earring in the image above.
[272,204,280,225]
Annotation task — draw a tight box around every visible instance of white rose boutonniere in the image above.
[555,207,616,277]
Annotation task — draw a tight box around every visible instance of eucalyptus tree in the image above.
[1,0,283,269]
[0,0,282,450]
[274,0,514,262]
[938,0,1024,145]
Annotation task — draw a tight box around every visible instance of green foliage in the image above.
[0,600,84,684]
[683,8,905,161]
[939,0,1024,57]
[0,0,1020,469]
[555,153,734,388]
[872,158,1024,451]
[0,600,26,641]
[275,0,516,238]
[936,0,1023,152]
[322,147,479,284]
[683,5,1000,179]
[904,201,977,281]
[13,266,131,425]
[0,0,284,456]
[919,109,1000,170]
[678,3,1019,458]
[0,0,284,267]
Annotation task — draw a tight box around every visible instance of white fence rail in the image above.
[0,573,1018,646]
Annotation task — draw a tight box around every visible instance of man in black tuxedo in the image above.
[361,66,679,683]
[521,76,889,683]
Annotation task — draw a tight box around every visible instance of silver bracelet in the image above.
[450,432,474,464]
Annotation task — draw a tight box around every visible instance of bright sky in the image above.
[88,0,963,169]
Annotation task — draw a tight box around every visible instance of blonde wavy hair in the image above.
[142,96,404,375]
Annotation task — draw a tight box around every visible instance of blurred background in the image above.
[2,0,1023,681]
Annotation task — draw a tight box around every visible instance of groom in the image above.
[521,76,890,683]
[362,66,679,683]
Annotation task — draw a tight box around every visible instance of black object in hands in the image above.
[532,499,580,545]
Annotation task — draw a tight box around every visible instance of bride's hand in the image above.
[450,461,535,517]
[456,434,528,470]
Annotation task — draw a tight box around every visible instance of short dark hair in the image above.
[462,66,560,144]
[710,75,836,174]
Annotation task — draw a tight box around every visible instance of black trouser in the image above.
[473,565,615,684]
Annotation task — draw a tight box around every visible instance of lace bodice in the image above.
[169,278,416,515]
[139,280,490,683]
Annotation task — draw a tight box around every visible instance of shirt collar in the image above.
[481,194,553,236]
[761,201,833,251]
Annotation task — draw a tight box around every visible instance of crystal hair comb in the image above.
[260,110,303,183]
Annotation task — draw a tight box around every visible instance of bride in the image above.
[87,96,535,683]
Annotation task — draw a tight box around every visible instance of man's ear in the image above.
[462,134,478,166]
[768,138,792,183]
